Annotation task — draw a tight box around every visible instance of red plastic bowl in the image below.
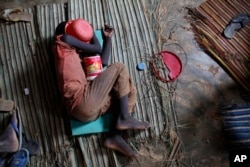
[65,19,93,42]
[151,50,182,82]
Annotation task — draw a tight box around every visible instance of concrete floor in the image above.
[0,0,247,166]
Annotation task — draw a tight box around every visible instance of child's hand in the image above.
[103,24,114,38]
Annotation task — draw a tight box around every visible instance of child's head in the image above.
[65,19,93,43]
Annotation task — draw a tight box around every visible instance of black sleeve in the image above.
[101,36,112,67]
[60,31,112,67]
[60,34,102,54]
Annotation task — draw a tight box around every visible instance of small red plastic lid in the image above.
[151,51,182,82]
[65,19,93,42]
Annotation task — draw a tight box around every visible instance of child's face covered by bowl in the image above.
[65,18,93,42]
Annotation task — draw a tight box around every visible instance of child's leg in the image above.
[72,62,149,128]
[116,95,149,130]
[72,62,132,121]
[104,130,139,157]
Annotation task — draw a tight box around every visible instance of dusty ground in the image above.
[0,0,246,166]
[139,0,245,166]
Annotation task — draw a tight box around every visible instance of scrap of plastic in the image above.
[24,88,29,95]
[137,62,146,71]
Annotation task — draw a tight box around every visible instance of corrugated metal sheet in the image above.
[0,0,178,166]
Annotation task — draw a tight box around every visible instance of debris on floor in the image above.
[0,8,32,22]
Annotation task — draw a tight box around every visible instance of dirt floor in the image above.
[0,0,246,166]
[141,1,245,166]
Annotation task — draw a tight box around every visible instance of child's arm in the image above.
[60,33,102,55]
[101,25,114,67]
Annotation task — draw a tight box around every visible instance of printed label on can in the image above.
[83,55,103,81]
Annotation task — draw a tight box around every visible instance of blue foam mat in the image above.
[95,29,103,48]
[70,112,115,136]
[70,29,108,136]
